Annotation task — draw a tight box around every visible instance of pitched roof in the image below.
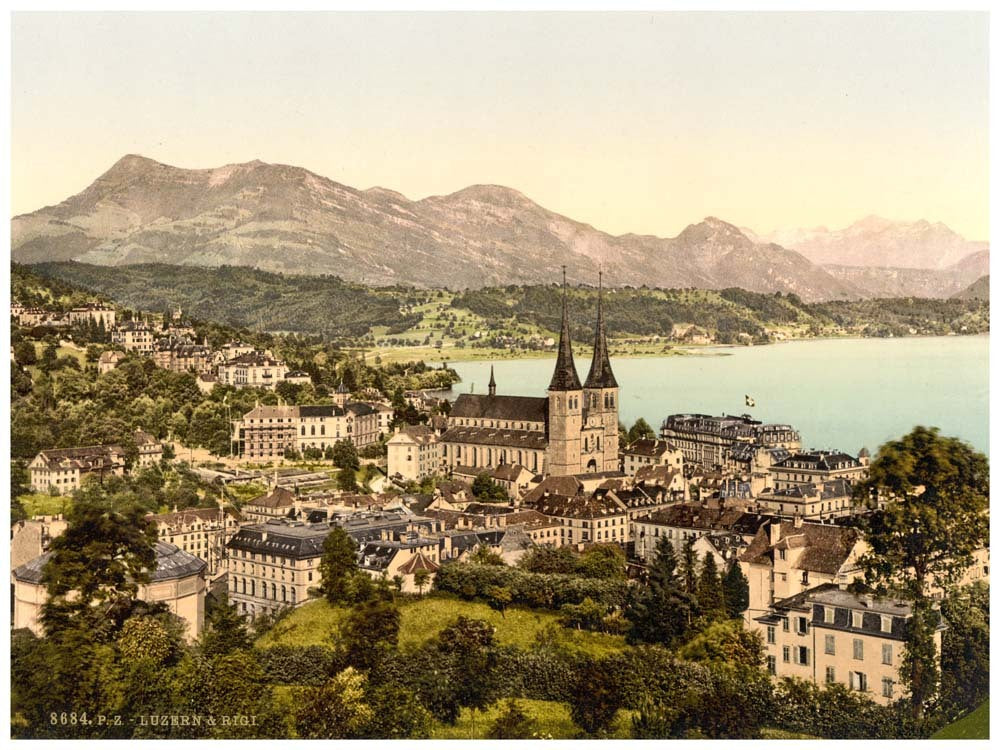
[625,438,675,458]
[397,551,440,574]
[246,486,297,509]
[775,451,861,471]
[533,490,626,519]
[521,475,585,505]
[640,504,763,534]
[739,520,862,575]
[227,522,331,559]
[634,465,682,485]
[441,425,548,450]
[450,393,548,423]
[13,541,206,584]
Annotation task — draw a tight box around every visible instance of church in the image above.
[440,274,620,477]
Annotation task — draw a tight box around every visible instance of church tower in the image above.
[546,268,584,476]
[583,271,620,472]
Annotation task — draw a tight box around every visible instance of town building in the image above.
[10,515,68,570]
[387,424,441,481]
[770,451,868,491]
[68,304,117,329]
[632,502,769,564]
[29,445,127,494]
[660,413,800,470]
[226,521,330,618]
[133,429,164,469]
[441,274,620,477]
[756,479,855,519]
[217,351,292,389]
[112,321,155,353]
[153,336,214,374]
[622,438,683,477]
[233,401,381,459]
[97,349,127,374]
[527,487,629,546]
[147,506,241,578]
[756,583,944,705]
[357,535,443,592]
[13,542,208,641]
[739,518,866,630]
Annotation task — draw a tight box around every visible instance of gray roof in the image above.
[227,522,331,559]
[583,282,618,389]
[450,393,548,424]
[13,541,206,584]
[549,284,582,391]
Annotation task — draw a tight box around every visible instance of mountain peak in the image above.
[104,153,162,174]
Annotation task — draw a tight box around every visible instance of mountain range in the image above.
[11,155,988,301]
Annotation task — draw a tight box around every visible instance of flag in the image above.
[745,394,756,407]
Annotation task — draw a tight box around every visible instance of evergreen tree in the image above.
[696,553,726,619]
[200,593,252,657]
[626,537,695,646]
[678,537,700,596]
[722,561,750,618]
[319,527,360,604]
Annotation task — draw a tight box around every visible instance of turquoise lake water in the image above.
[443,335,989,456]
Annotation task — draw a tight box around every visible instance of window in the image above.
[825,666,836,684]
[851,611,863,629]
[882,644,893,665]
[880,615,892,633]
[778,549,786,561]
[824,634,836,655]
[881,678,894,699]
[782,646,790,663]
[767,656,776,675]
[797,616,808,635]
[767,626,776,644]
[849,672,868,692]
[853,639,864,660]
[795,646,809,666]
[823,606,835,624]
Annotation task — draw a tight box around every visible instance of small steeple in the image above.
[488,366,497,397]
[336,380,349,394]
[548,267,582,391]
[584,270,618,389]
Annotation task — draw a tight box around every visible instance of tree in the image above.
[678,537,700,597]
[676,620,764,668]
[722,561,750,618]
[437,617,499,737]
[626,537,696,647]
[200,593,252,657]
[852,427,988,716]
[939,582,989,714]
[363,680,434,738]
[13,339,36,366]
[569,657,623,736]
[339,598,400,671]
[696,553,726,619]
[577,543,626,580]
[319,527,360,604]
[518,545,578,574]
[332,439,360,470]
[336,467,359,492]
[413,569,431,596]
[472,472,508,503]
[487,699,538,739]
[485,585,513,617]
[40,490,158,639]
[627,417,656,443]
[469,544,505,566]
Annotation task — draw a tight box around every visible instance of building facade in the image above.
[112,321,155,353]
[770,451,867,491]
[387,424,442,481]
[233,402,381,459]
[29,445,127,494]
[660,414,800,470]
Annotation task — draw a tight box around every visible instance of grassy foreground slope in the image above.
[257,593,627,657]
[932,700,989,740]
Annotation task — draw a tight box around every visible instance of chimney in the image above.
[768,521,781,546]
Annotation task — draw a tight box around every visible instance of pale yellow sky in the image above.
[11,12,989,240]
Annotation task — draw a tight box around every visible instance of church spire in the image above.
[488,365,496,396]
[548,267,582,391]
[584,270,618,389]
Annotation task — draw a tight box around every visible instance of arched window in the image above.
[281,585,287,602]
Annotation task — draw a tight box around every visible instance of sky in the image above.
[10,11,990,240]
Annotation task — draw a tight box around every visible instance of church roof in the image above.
[450,393,547,423]
[584,275,618,389]
[548,274,582,392]
[441,425,548,450]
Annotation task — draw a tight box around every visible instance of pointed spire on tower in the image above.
[548,266,582,391]
[585,269,618,389]
[488,365,497,397]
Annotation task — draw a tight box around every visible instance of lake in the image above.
[442,336,989,456]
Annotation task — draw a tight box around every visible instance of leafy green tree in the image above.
[362,680,434,738]
[469,544,505,566]
[294,668,374,739]
[13,339,36,366]
[939,582,989,714]
[676,620,764,668]
[678,537,699,596]
[485,585,513,617]
[487,699,538,739]
[578,543,626,580]
[336,467,359,492]
[413,568,431,596]
[517,545,578,574]
[339,598,401,671]
[437,617,500,737]
[569,657,623,736]
[472,472,509,503]
[626,417,656,443]
[331,439,360,470]
[319,527,360,604]
[721,561,750,618]
[560,596,608,631]
[696,553,726,619]
[853,427,989,716]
